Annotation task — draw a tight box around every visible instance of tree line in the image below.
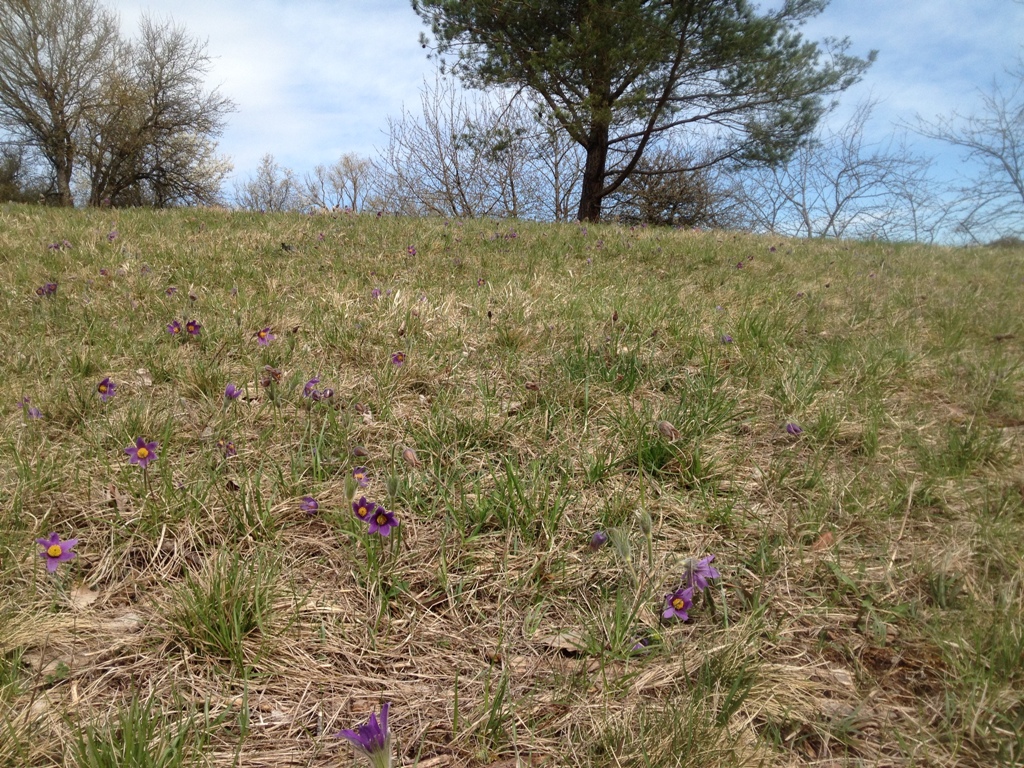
[0,0,232,207]
[2,0,1022,243]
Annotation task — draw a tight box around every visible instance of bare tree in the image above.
[0,140,53,201]
[234,153,300,212]
[738,101,939,240]
[79,16,234,206]
[606,140,746,228]
[0,0,119,205]
[301,152,372,211]
[372,75,538,218]
[524,101,584,222]
[915,61,1024,242]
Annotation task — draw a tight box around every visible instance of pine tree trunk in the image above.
[576,123,610,222]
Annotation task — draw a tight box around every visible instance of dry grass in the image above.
[1,204,1022,766]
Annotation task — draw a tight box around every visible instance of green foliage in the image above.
[68,693,214,768]
[414,0,874,219]
[165,550,281,673]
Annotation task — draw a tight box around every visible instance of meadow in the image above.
[0,204,1022,767]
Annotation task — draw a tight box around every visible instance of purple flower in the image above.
[18,397,42,419]
[683,555,720,592]
[477,277,486,286]
[631,637,652,653]
[334,702,392,768]
[352,496,377,523]
[303,377,321,397]
[166,286,178,296]
[720,334,733,344]
[186,319,202,336]
[300,496,319,515]
[406,245,416,256]
[785,422,803,436]
[662,587,694,621]
[167,320,182,336]
[97,377,116,402]
[353,467,370,488]
[371,288,382,299]
[107,229,118,243]
[36,282,58,297]
[310,387,334,401]
[224,383,242,401]
[589,531,609,551]
[217,438,237,458]
[125,437,159,469]
[256,327,274,346]
[390,351,406,367]
[368,506,399,536]
[37,532,78,573]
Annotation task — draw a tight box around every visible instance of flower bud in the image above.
[657,420,680,440]
[343,475,359,502]
[402,446,421,468]
[638,508,652,536]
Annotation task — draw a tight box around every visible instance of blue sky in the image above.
[109,0,1024,192]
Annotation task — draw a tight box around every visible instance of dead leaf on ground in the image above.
[68,585,99,610]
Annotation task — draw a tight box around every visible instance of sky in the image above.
[107,0,1024,193]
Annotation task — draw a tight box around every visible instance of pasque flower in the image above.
[663,587,694,621]
[125,437,159,469]
[256,327,275,345]
[353,467,370,488]
[224,383,242,401]
[390,351,406,367]
[186,319,202,336]
[18,397,42,419]
[167,320,182,336]
[683,555,720,592]
[368,505,399,537]
[97,377,116,402]
[37,532,78,573]
[352,496,377,522]
[300,496,319,515]
[335,702,393,768]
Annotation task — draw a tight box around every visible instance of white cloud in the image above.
[110,0,434,178]
[108,0,1024,192]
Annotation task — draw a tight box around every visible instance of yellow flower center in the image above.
[98,384,107,393]
[376,513,388,526]
[357,506,368,518]
[47,544,63,557]
[137,447,149,459]
[672,597,685,610]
